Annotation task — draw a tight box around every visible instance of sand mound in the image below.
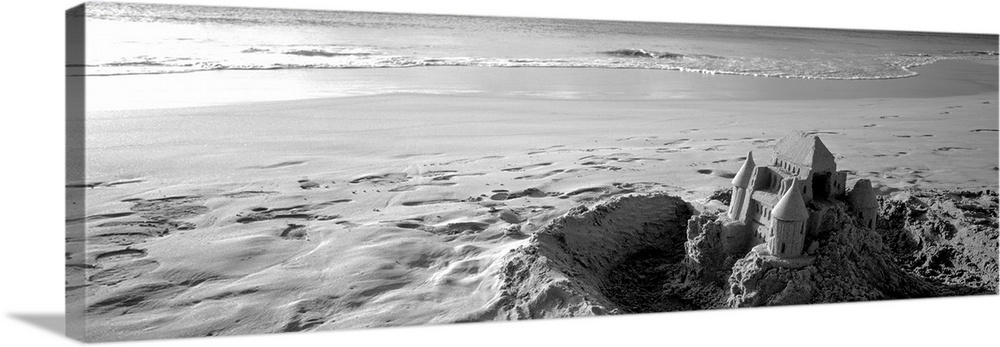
[724,188,997,307]
[470,194,694,319]
[876,189,998,290]
[468,187,998,318]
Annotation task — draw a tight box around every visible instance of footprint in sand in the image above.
[696,169,737,179]
[501,162,553,172]
[235,203,340,224]
[970,129,998,133]
[879,115,900,119]
[656,146,691,154]
[582,147,623,153]
[514,169,565,180]
[129,196,208,218]
[88,259,160,287]
[558,186,613,200]
[86,197,206,245]
[526,144,568,155]
[223,190,279,199]
[395,221,423,229]
[281,296,343,332]
[435,156,505,166]
[400,199,464,207]
[92,220,195,244]
[316,199,352,206]
[430,173,485,181]
[393,152,444,159]
[872,151,909,158]
[662,139,690,146]
[126,195,208,221]
[873,151,909,158]
[298,179,321,190]
[489,188,555,201]
[863,124,877,128]
[579,154,665,164]
[429,222,490,235]
[592,165,624,171]
[711,156,747,164]
[388,219,490,235]
[349,173,411,185]
[421,170,457,179]
[934,147,975,152]
[279,224,308,240]
[388,182,458,192]
[94,248,148,264]
[256,161,306,169]
[497,209,526,224]
[105,179,145,187]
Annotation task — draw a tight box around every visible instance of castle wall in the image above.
[748,221,767,249]
[750,166,771,191]
[739,167,771,224]
[830,171,847,197]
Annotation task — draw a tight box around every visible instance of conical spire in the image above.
[731,151,755,188]
[773,179,809,221]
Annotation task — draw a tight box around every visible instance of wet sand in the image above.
[82,59,998,111]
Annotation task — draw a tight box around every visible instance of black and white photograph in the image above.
[4,0,1000,346]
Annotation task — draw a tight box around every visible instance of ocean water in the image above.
[72,2,997,80]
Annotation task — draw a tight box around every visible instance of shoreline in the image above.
[81,58,998,112]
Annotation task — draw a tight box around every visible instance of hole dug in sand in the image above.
[473,194,704,319]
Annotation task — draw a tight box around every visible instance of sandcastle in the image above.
[695,131,878,262]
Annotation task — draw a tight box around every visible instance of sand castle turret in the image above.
[728,151,755,220]
[769,179,809,257]
[846,179,878,229]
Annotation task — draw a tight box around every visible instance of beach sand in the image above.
[67,60,998,341]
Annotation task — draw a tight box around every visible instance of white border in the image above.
[1,1,997,346]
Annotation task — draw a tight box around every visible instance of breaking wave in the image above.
[76,46,998,80]
[602,49,687,59]
[242,46,377,57]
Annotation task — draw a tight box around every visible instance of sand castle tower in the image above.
[728,151,755,220]
[768,179,809,257]
[846,179,878,229]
